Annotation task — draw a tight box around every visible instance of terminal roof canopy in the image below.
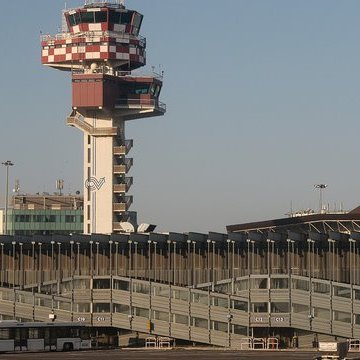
[227,206,360,237]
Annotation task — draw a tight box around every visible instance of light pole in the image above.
[1,161,14,235]
[314,184,327,213]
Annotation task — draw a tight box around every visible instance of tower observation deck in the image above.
[41,0,166,234]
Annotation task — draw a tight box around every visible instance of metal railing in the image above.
[115,98,166,112]
[67,115,118,136]
[41,30,146,48]
[113,140,133,155]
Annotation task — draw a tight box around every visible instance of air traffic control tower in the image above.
[41,0,165,234]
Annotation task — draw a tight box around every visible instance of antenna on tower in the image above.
[85,0,125,5]
[56,179,64,196]
[13,179,20,195]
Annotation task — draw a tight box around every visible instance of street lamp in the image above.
[314,184,327,213]
[1,161,14,235]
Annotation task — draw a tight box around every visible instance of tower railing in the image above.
[115,98,166,112]
[67,114,118,136]
[41,31,146,47]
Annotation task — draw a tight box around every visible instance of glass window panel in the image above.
[120,11,133,25]
[133,307,148,318]
[333,285,351,299]
[271,302,289,313]
[81,12,95,24]
[232,300,247,312]
[292,303,309,315]
[333,311,351,323]
[113,304,129,314]
[68,14,76,26]
[252,302,268,313]
[95,11,107,23]
[0,329,11,340]
[74,302,90,312]
[94,303,110,313]
[39,298,52,308]
[212,297,228,308]
[134,85,149,95]
[214,283,230,294]
[150,84,156,96]
[192,293,208,305]
[292,278,309,291]
[28,328,44,339]
[312,282,330,294]
[192,317,208,329]
[152,311,168,321]
[93,279,111,289]
[234,279,249,293]
[212,321,227,332]
[174,314,188,325]
[114,279,129,291]
[271,278,288,289]
[74,13,81,26]
[233,325,247,335]
[109,10,121,24]
[132,14,143,29]
[58,301,71,311]
[154,285,169,298]
[73,279,90,289]
[173,289,189,301]
[251,278,268,289]
[65,215,76,223]
[132,283,149,294]
[154,85,161,97]
[313,307,330,320]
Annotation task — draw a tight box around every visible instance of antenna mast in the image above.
[84,0,125,4]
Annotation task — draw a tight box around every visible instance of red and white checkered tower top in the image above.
[41,0,146,72]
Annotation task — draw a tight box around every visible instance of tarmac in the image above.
[0,348,341,360]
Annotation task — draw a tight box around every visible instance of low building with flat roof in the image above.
[0,194,83,236]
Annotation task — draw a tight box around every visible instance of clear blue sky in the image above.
[1,0,360,233]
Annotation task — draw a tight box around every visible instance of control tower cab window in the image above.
[150,84,161,97]
[81,11,108,23]
[109,10,134,26]
[81,11,95,23]
[67,11,107,26]
[134,85,150,95]
[132,13,143,30]
[68,12,81,27]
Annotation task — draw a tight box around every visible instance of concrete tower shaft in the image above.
[41,1,165,234]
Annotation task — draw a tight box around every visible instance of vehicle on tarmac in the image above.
[0,320,91,352]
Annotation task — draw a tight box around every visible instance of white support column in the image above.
[82,114,127,234]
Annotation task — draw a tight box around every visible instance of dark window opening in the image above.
[65,215,76,223]
[108,10,134,26]
[120,11,133,25]
[67,12,81,27]
[119,83,150,96]
[81,11,95,23]
[95,11,107,23]
[109,11,120,24]
[132,13,143,30]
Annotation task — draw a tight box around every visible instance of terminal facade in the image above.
[1,210,360,347]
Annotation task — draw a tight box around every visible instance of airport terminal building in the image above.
[1,209,360,348]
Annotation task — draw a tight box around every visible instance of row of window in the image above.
[0,327,89,341]
[12,215,82,223]
[67,10,142,31]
